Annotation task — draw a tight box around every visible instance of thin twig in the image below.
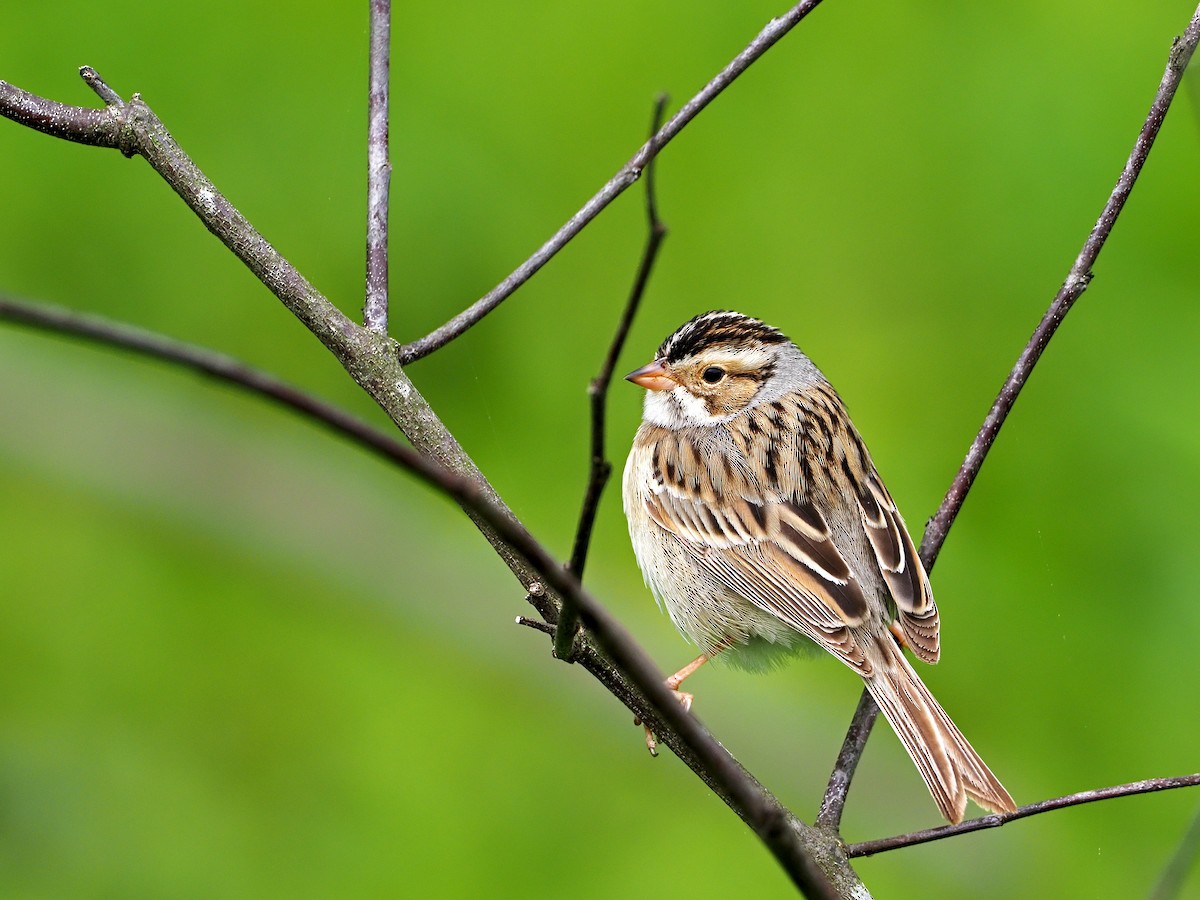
[847,775,1200,858]
[0,294,417,469]
[0,67,121,146]
[920,8,1200,571]
[395,0,827,364]
[555,94,670,662]
[364,0,391,334]
[815,690,877,829]
[80,66,124,107]
[516,616,555,637]
[818,4,1200,831]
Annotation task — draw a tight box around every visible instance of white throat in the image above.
[642,386,730,428]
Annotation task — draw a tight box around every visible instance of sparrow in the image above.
[621,310,1014,824]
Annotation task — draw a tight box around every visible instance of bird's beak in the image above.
[625,359,677,392]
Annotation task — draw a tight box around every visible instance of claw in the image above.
[644,722,659,756]
[634,650,723,756]
[637,687,695,756]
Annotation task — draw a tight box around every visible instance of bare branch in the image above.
[818,4,1200,829]
[364,0,391,334]
[815,690,876,829]
[847,775,1200,858]
[0,69,365,357]
[919,6,1200,571]
[394,0,828,363]
[0,294,414,469]
[81,66,124,107]
[556,94,669,662]
[0,68,540,610]
[0,68,122,147]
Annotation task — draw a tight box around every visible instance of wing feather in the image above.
[645,481,873,673]
[856,470,940,662]
[644,411,939,671]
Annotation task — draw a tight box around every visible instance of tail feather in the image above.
[862,633,1015,824]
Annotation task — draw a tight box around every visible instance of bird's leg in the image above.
[663,652,711,707]
[637,645,728,756]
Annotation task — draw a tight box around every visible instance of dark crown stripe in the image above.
[659,310,789,362]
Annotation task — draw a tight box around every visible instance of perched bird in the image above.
[622,310,1014,824]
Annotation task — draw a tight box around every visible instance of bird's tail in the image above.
[863,634,1016,824]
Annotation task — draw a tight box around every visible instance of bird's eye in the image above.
[701,366,725,384]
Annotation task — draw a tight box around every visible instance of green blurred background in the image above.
[2,1,1198,897]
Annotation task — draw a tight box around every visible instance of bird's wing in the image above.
[644,473,874,671]
[643,422,939,669]
[848,467,939,662]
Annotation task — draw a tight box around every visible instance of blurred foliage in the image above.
[2,1,1199,897]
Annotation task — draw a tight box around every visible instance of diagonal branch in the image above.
[817,3,1200,832]
[918,6,1200,572]
[0,293,413,467]
[0,68,366,361]
[815,690,876,828]
[394,0,828,363]
[847,774,1200,857]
